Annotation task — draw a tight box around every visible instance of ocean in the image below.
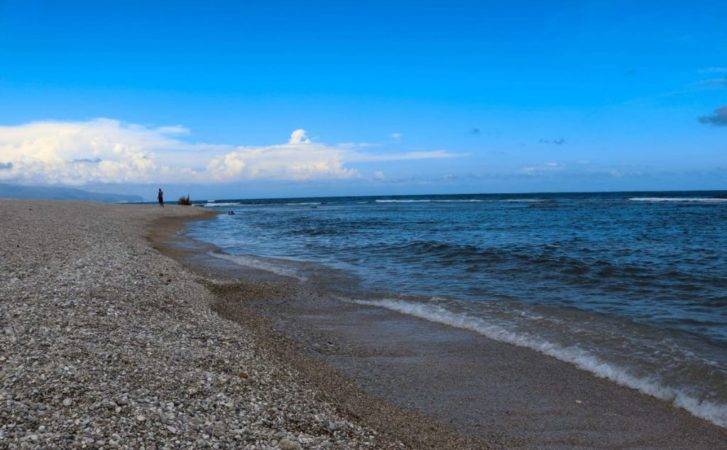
[187,191,727,427]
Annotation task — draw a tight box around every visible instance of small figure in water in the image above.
[157,188,164,207]
[228,210,235,215]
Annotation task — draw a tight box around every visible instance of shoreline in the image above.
[150,208,494,449]
[161,208,727,447]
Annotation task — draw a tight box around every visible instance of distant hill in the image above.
[0,183,143,203]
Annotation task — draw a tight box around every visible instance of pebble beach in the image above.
[0,201,403,449]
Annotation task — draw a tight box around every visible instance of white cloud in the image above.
[0,119,176,185]
[347,150,462,163]
[520,161,564,175]
[0,119,461,185]
[205,132,356,182]
[288,128,311,145]
[390,132,403,140]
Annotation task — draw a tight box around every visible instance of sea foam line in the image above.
[629,197,727,203]
[207,252,307,281]
[376,199,434,203]
[351,298,727,428]
[374,198,544,203]
[375,199,484,203]
[204,202,241,207]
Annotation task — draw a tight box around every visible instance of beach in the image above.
[2,201,725,448]
[0,201,481,449]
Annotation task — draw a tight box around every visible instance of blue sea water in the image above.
[187,191,727,427]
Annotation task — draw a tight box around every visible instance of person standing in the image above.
[157,188,164,207]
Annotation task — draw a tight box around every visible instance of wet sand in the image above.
[156,215,727,449]
[249,295,727,448]
[150,209,491,449]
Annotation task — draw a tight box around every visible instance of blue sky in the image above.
[0,0,725,199]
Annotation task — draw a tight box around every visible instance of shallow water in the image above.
[188,191,727,426]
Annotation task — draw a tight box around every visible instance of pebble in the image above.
[0,201,391,449]
[279,438,302,450]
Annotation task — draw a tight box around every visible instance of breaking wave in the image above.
[352,298,727,428]
[204,202,241,207]
[629,197,727,203]
[207,252,306,281]
[375,199,484,203]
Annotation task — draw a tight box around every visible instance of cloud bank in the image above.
[0,119,459,185]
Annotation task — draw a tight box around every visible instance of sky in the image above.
[0,0,725,199]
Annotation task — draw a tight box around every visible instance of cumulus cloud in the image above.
[698,107,727,126]
[288,128,311,144]
[0,119,176,185]
[205,132,355,182]
[0,119,460,185]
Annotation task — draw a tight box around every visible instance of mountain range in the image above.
[0,183,143,203]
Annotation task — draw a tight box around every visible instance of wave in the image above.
[376,199,434,203]
[367,240,695,286]
[375,239,557,265]
[285,202,321,206]
[289,227,343,237]
[207,252,307,281]
[374,198,549,204]
[352,298,727,428]
[204,202,241,207]
[375,199,484,203]
[629,197,727,203]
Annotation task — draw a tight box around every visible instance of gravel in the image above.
[0,201,398,449]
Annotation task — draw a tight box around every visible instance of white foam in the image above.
[285,202,321,206]
[376,199,432,203]
[204,202,241,207]
[629,197,727,203]
[501,199,544,203]
[207,252,306,281]
[375,199,483,203]
[352,298,727,428]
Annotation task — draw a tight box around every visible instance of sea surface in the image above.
[187,191,727,427]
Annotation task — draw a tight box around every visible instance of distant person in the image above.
[157,188,164,207]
